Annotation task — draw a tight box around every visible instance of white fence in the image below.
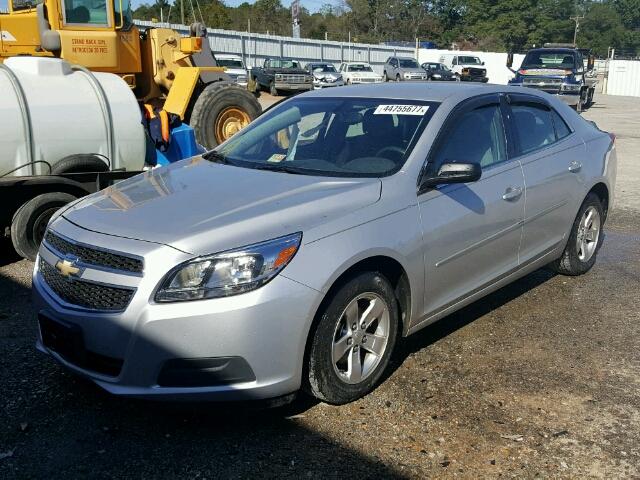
[417,49,524,85]
[135,20,414,73]
[606,60,640,97]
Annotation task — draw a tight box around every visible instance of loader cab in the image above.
[1,0,140,73]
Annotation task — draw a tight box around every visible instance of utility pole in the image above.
[180,0,184,26]
[570,15,584,46]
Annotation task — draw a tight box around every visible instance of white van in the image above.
[439,54,488,82]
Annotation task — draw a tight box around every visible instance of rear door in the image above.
[418,94,525,318]
[506,93,586,263]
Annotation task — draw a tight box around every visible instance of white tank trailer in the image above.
[0,57,146,177]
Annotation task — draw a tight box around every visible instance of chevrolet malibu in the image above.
[33,84,617,405]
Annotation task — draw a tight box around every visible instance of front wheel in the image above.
[189,81,261,149]
[395,74,401,82]
[11,192,77,261]
[305,272,399,405]
[548,193,604,276]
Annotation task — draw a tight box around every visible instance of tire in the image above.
[548,193,604,276]
[584,88,594,109]
[11,192,77,261]
[50,154,109,174]
[269,81,278,97]
[305,271,399,405]
[384,71,389,82]
[189,81,262,149]
[247,76,260,98]
[455,74,461,82]
[395,74,401,82]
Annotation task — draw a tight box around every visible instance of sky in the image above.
[0,0,340,14]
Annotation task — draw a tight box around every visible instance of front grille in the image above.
[467,68,486,77]
[39,259,134,311]
[281,74,307,83]
[45,231,143,273]
[523,77,562,94]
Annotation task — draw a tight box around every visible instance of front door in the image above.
[417,94,525,318]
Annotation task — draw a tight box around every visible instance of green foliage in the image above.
[132,0,639,55]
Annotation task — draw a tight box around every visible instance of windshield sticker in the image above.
[374,105,429,115]
[267,153,287,163]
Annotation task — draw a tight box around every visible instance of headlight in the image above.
[404,73,411,78]
[561,83,581,92]
[155,233,302,302]
[432,74,441,79]
[275,73,283,80]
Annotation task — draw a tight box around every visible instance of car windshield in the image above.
[399,59,419,68]
[426,63,449,71]
[213,97,438,178]
[271,60,299,69]
[458,56,482,65]
[348,64,373,72]
[217,58,244,68]
[521,50,576,69]
[310,64,337,73]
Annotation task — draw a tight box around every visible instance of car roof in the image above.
[298,82,553,104]
[343,61,371,65]
[216,53,242,58]
[527,48,576,53]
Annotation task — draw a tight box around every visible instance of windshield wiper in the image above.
[203,151,236,165]
[249,163,310,175]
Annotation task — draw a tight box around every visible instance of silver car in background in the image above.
[33,84,616,405]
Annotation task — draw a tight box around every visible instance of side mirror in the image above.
[506,53,514,68]
[421,162,482,189]
[587,55,595,71]
[481,61,485,65]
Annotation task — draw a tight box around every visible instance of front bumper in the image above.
[313,80,345,89]
[32,226,321,401]
[275,82,313,91]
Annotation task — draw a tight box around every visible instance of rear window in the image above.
[551,109,571,140]
[216,97,439,177]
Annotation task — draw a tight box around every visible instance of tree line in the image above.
[133,0,640,56]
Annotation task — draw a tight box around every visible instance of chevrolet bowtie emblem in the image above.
[55,259,80,278]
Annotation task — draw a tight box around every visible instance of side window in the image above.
[550,109,571,140]
[433,104,506,169]
[511,103,557,155]
[62,0,111,26]
[452,57,458,65]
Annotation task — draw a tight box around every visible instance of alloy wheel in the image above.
[576,205,601,262]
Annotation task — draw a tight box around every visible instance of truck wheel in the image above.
[189,81,262,149]
[50,154,109,175]
[247,76,260,98]
[269,81,279,97]
[11,192,77,261]
[584,88,594,109]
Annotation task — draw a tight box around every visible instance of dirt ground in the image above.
[1,93,638,479]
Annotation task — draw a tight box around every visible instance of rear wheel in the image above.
[549,193,604,276]
[11,192,77,261]
[189,81,261,149]
[305,271,399,404]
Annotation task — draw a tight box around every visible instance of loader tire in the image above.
[11,192,77,261]
[189,81,261,149]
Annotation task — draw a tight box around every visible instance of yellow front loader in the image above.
[0,0,261,148]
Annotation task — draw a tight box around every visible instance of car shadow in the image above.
[387,267,555,376]
[0,239,21,267]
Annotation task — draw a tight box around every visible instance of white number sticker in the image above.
[373,105,429,115]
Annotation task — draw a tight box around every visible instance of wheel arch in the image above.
[588,182,610,220]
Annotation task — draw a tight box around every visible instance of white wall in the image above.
[418,49,525,85]
[606,60,640,97]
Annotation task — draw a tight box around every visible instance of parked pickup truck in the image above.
[250,59,313,96]
[507,44,597,112]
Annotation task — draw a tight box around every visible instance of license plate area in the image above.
[38,313,85,365]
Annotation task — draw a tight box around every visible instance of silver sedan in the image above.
[33,83,617,404]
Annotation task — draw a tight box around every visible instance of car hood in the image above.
[350,71,378,77]
[223,68,247,77]
[61,158,382,255]
[313,72,341,81]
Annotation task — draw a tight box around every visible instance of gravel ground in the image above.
[1,94,638,479]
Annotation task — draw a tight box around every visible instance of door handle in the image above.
[502,186,523,201]
[568,161,582,173]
